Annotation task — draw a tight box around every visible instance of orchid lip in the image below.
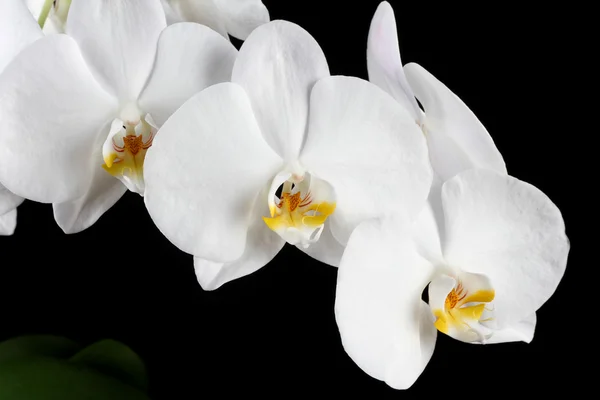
[263,171,336,248]
[102,111,158,195]
[429,271,496,343]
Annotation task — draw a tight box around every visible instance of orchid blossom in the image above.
[0,0,237,233]
[334,2,570,389]
[143,20,433,290]
[367,1,543,335]
[368,2,506,184]
[0,0,44,235]
[161,0,269,40]
[335,169,569,389]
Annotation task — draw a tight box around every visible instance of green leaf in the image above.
[0,358,151,400]
[0,335,81,365]
[69,339,149,392]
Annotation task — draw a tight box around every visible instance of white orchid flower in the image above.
[25,0,71,34]
[143,20,433,290]
[335,2,570,388]
[0,0,45,235]
[0,0,237,233]
[335,168,569,389]
[367,1,546,339]
[161,0,269,40]
[367,1,507,183]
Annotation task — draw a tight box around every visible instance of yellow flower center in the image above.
[433,280,495,336]
[102,117,156,194]
[263,179,336,247]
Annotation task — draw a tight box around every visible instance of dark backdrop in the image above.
[1,0,582,397]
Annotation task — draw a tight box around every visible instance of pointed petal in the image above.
[144,83,282,262]
[442,169,569,328]
[66,0,166,102]
[193,182,284,290]
[0,186,24,216]
[53,147,127,234]
[1,0,42,72]
[0,35,117,203]
[367,1,421,122]
[300,76,432,245]
[214,0,270,40]
[139,22,237,126]
[0,0,44,72]
[335,218,436,390]
[160,0,185,25]
[0,209,18,236]
[411,175,445,264]
[164,0,228,37]
[404,63,507,180]
[485,313,536,344]
[232,20,330,161]
[297,223,345,267]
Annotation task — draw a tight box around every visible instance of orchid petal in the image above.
[335,218,436,390]
[411,175,445,264]
[1,0,42,72]
[367,1,421,123]
[193,183,284,290]
[139,22,237,126]
[300,76,432,245]
[163,0,228,38]
[442,169,569,328]
[297,223,345,267]
[159,0,184,25]
[53,146,127,234]
[0,35,117,203]
[0,186,24,216]
[144,83,282,262]
[484,313,536,344]
[0,209,18,236]
[232,20,330,161]
[404,63,507,180]
[66,0,166,102]
[214,0,269,40]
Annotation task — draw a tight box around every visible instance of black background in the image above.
[1,0,583,397]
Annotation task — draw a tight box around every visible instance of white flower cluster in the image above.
[0,0,569,389]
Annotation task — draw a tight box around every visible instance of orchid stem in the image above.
[37,0,54,28]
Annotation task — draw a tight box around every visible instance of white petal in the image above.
[139,22,237,126]
[25,0,45,18]
[367,1,421,123]
[232,20,330,161]
[53,145,127,234]
[411,174,445,264]
[144,83,282,262]
[164,0,228,37]
[193,183,285,290]
[0,208,18,236]
[66,0,166,102]
[442,169,570,328]
[335,218,436,390]
[481,313,536,344]
[0,35,117,203]
[214,0,269,40]
[160,0,184,25]
[300,76,432,245]
[428,274,455,312]
[0,185,24,216]
[404,63,507,181]
[1,0,42,72]
[297,223,344,267]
